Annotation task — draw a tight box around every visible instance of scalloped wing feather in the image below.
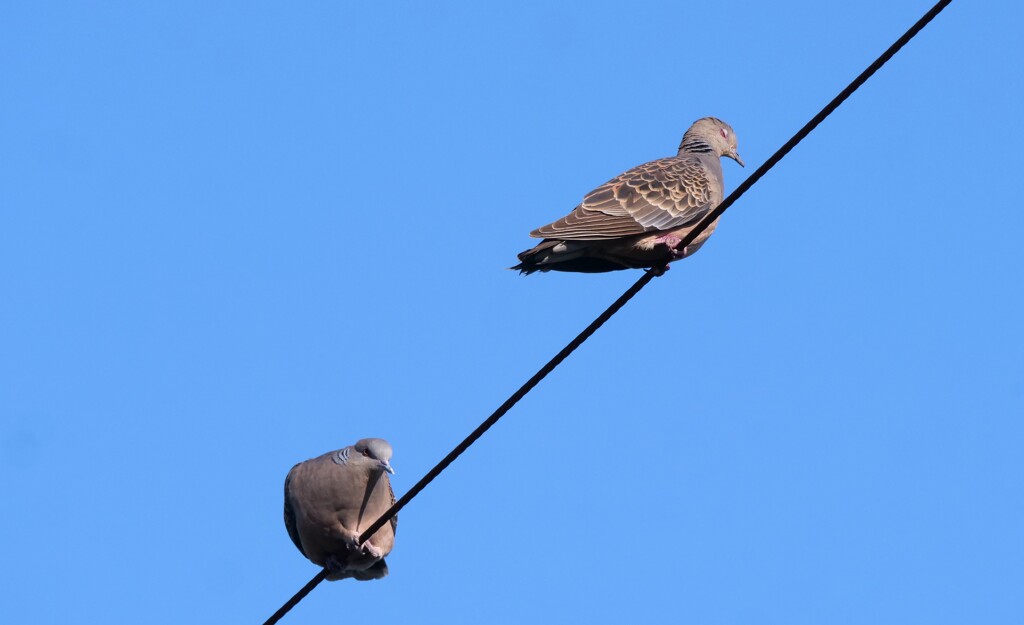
[531,156,715,241]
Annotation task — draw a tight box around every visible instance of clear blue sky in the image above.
[2,1,1022,623]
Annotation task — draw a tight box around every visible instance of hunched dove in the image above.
[513,117,743,274]
[284,438,397,581]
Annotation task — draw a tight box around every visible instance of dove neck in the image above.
[332,447,351,465]
[677,136,714,156]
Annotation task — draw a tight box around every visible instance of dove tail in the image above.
[512,239,638,274]
[348,559,390,581]
[510,258,543,275]
[509,262,540,275]
[511,241,560,275]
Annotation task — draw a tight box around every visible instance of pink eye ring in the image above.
[720,128,728,138]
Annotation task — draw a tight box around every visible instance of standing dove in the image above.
[284,438,397,581]
[513,117,743,274]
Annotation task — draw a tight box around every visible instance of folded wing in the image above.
[531,156,715,241]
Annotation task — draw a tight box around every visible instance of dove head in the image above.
[354,438,396,475]
[679,117,744,167]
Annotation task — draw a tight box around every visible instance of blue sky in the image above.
[2,1,1022,623]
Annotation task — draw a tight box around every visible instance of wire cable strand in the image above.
[674,0,954,254]
[262,570,327,625]
[263,2,952,622]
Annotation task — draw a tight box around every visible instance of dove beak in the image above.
[380,460,395,475]
[730,151,745,167]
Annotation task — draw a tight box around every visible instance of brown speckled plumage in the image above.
[514,117,742,274]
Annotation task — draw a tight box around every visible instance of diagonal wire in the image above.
[262,570,327,625]
[262,273,657,625]
[263,1,953,622]
[674,0,953,253]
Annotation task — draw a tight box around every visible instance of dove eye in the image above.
[720,128,728,138]
[361,449,371,457]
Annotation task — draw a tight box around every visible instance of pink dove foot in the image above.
[361,541,384,560]
[653,234,683,249]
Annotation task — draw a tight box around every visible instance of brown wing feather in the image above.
[283,467,306,557]
[531,156,714,241]
[386,475,397,534]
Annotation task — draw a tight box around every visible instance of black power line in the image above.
[675,0,954,254]
[263,1,953,622]
[263,570,327,625]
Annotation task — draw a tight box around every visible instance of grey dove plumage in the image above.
[284,438,397,581]
[513,117,743,274]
